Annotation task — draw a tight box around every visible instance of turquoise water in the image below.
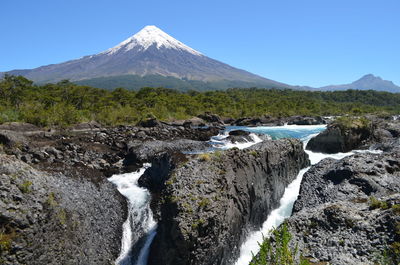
[226,124,326,141]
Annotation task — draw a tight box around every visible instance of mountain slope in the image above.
[5,26,288,89]
[319,74,400,92]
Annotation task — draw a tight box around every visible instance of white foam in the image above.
[210,132,264,150]
[108,163,156,265]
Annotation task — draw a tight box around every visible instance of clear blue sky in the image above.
[1,0,399,87]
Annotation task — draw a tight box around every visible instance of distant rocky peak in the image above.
[102,25,202,56]
[356,74,382,82]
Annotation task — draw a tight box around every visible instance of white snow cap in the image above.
[103,25,202,56]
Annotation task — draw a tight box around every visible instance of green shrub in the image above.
[46,192,58,207]
[57,208,67,225]
[335,116,371,131]
[198,198,210,208]
[198,153,211,162]
[369,196,389,210]
[249,150,258,156]
[0,228,15,253]
[18,180,33,193]
[250,223,310,265]
[212,150,223,161]
[392,204,400,215]
[191,218,206,229]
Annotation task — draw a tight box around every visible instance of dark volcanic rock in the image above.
[0,122,40,132]
[0,121,221,264]
[0,154,126,265]
[228,130,250,136]
[137,118,161,128]
[0,130,28,148]
[282,149,400,264]
[226,130,253,143]
[197,113,223,125]
[71,121,102,131]
[138,152,188,193]
[125,139,210,167]
[233,116,284,127]
[306,118,373,153]
[294,151,400,213]
[287,116,326,125]
[306,117,400,153]
[148,138,310,265]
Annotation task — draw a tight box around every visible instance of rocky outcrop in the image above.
[286,115,326,125]
[232,115,327,127]
[306,117,372,153]
[226,130,253,143]
[306,117,400,153]
[0,154,126,265]
[126,139,210,165]
[233,116,284,126]
[197,113,224,126]
[282,149,400,264]
[147,138,310,265]
[0,130,28,148]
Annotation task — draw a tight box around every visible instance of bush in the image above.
[335,116,371,131]
[0,228,15,254]
[198,153,211,162]
[18,180,33,193]
[250,223,310,265]
[369,196,389,210]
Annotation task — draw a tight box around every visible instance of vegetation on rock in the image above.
[250,223,310,265]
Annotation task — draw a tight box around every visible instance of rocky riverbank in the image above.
[0,121,221,264]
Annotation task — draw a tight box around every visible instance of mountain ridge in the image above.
[318,74,400,92]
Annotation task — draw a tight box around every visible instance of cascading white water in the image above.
[210,132,264,150]
[233,133,357,265]
[108,164,157,265]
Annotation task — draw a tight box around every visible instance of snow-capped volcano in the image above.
[4,25,288,89]
[103,25,202,56]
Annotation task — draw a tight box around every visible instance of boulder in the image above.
[233,116,285,127]
[183,117,206,127]
[0,122,40,132]
[306,117,373,153]
[0,130,27,148]
[287,116,326,125]
[197,113,223,125]
[71,121,102,131]
[137,118,162,128]
[226,130,253,143]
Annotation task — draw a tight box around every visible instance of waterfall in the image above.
[108,164,157,265]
